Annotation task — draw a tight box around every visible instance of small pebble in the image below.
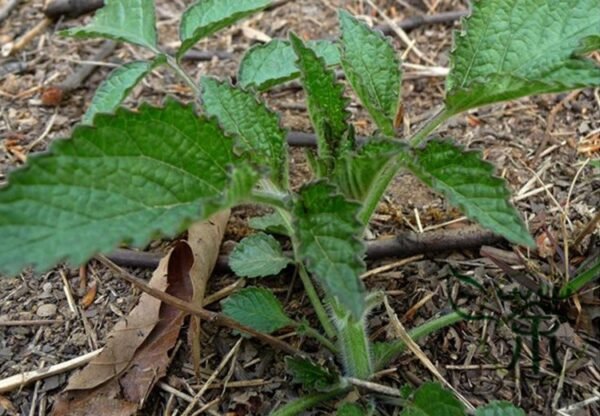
[36,303,57,317]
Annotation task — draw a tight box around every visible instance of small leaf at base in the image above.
[285,357,338,391]
[474,401,526,416]
[401,382,465,416]
[221,287,293,333]
[229,233,291,278]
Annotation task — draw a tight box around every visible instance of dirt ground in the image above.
[0,0,599,415]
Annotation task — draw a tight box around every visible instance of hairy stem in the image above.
[374,311,463,370]
[295,323,339,353]
[297,264,337,339]
[330,299,373,379]
[165,55,201,97]
[270,385,350,416]
[408,106,453,148]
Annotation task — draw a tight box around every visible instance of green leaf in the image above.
[238,39,341,91]
[559,254,600,297]
[334,139,405,202]
[0,100,258,275]
[285,357,338,391]
[446,0,600,114]
[401,382,465,416]
[339,10,402,136]
[229,232,291,278]
[248,212,289,236]
[407,140,534,247]
[294,181,366,319]
[475,401,526,416]
[290,33,352,170]
[201,77,287,187]
[83,59,158,125]
[178,0,271,58]
[61,0,157,50]
[221,287,293,333]
[337,403,365,416]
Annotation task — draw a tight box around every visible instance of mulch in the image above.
[0,0,599,415]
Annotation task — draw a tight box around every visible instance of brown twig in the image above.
[107,225,504,271]
[7,18,52,56]
[95,255,304,358]
[44,0,104,19]
[0,0,19,23]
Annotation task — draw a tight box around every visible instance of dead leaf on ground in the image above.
[188,210,230,378]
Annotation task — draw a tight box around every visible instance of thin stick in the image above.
[0,319,63,326]
[107,225,503,271]
[95,255,303,357]
[57,40,116,93]
[0,349,102,393]
[346,377,403,397]
[8,18,52,56]
[181,338,242,416]
[0,0,19,23]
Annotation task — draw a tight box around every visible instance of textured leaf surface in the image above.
[201,77,287,186]
[0,101,258,275]
[285,357,337,390]
[83,60,156,125]
[334,139,405,202]
[339,10,402,136]
[221,287,292,333]
[337,404,365,416]
[178,0,271,58]
[401,383,464,416]
[446,0,600,113]
[408,140,534,247]
[61,0,157,50]
[294,182,366,318]
[238,39,341,90]
[290,33,352,168]
[474,401,526,416]
[229,233,291,278]
[248,212,289,236]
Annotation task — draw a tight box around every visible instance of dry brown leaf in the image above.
[187,210,230,378]
[52,381,137,416]
[119,241,194,405]
[63,256,168,391]
[0,394,16,415]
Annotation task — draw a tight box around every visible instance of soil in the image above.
[1,0,599,415]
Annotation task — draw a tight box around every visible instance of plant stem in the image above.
[249,189,289,210]
[374,311,463,370]
[270,385,350,416]
[165,55,201,97]
[408,106,453,148]
[357,156,404,225]
[330,299,373,379]
[297,264,337,339]
[295,323,339,353]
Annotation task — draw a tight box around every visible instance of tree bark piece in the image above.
[44,0,104,19]
[107,225,505,271]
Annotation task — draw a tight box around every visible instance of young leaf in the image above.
[474,401,525,416]
[401,382,465,416]
[249,212,289,236]
[61,0,157,51]
[83,59,159,125]
[446,0,600,114]
[407,140,534,247]
[0,101,258,275]
[337,403,365,416]
[285,357,338,391]
[238,39,341,91]
[178,0,271,58]
[221,287,293,333]
[229,233,291,278]
[334,139,406,202]
[339,10,402,136]
[201,77,287,187]
[290,33,352,170]
[294,181,366,319]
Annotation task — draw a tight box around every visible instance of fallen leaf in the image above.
[187,210,230,378]
[0,394,17,415]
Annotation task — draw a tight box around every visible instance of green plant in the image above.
[1,0,599,413]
